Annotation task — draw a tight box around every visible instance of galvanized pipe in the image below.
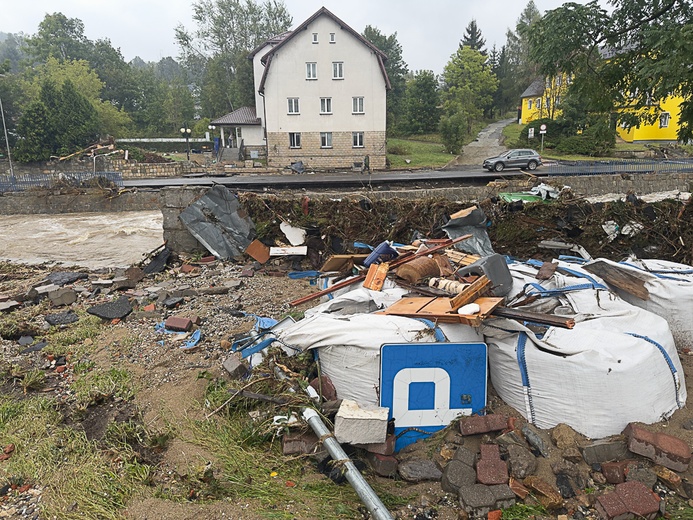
[302,408,394,520]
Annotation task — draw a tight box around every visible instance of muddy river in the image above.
[0,211,164,269]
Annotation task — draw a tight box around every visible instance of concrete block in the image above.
[398,459,442,482]
[453,446,478,467]
[581,437,630,465]
[623,423,691,472]
[459,484,496,518]
[48,287,77,307]
[442,459,477,493]
[222,353,248,380]
[333,399,388,445]
[507,443,537,479]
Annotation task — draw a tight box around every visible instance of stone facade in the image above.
[266,131,386,170]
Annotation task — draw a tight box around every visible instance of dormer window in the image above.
[330,33,336,43]
[312,33,318,44]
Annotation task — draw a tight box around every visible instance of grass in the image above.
[387,137,453,170]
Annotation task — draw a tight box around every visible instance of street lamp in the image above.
[179,125,191,160]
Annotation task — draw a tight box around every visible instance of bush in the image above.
[439,113,467,154]
[387,143,410,155]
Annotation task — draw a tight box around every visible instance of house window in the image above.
[352,96,364,114]
[332,62,344,79]
[545,78,551,89]
[312,33,318,44]
[320,97,332,114]
[546,98,551,110]
[287,97,300,114]
[556,76,562,87]
[527,99,533,110]
[660,112,671,128]
[289,132,301,148]
[330,33,335,43]
[320,132,332,148]
[306,62,317,80]
[536,98,542,109]
[352,132,364,148]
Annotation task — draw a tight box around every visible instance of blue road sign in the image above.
[380,342,487,451]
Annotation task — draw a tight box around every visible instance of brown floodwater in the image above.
[0,211,163,269]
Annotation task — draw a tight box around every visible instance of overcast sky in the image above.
[1,0,592,75]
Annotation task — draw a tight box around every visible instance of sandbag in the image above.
[482,261,686,439]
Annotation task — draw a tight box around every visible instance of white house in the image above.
[215,7,391,171]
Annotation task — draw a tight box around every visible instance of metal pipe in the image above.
[272,364,393,520]
[302,408,394,520]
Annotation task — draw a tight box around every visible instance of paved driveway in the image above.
[445,118,515,169]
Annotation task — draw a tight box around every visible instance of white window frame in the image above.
[287,97,300,114]
[332,61,344,80]
[320,97,332,114]
[352,132,364,148]
[352,96,364,114]
[527,99,533,110]
[329,33,336,43]
[306,62,317,80]
[289,132,301,148]
[536,98,542,109]
[660,112,671,128]
[320,132,332,148]
[312,33,318,44]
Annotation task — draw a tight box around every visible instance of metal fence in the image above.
[544,158,693,176]
[0,171,123,193]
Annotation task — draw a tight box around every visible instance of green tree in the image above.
[530,0,693,140]
[402,70,441,135]
[24,13,91,62]
[441,45,498,146]
[504,1,542,106]
[362,26,409,133]
[175,0,292,116]
[460,20,486,55]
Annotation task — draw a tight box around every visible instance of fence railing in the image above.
[0,171,123,193]
[544,158,693,176]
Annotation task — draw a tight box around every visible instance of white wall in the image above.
[261,15,387,135]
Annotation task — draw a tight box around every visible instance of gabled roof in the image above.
[211,106,261,126]
[521,78,545,98]
[248,31,292,60]
[257,6,391,93]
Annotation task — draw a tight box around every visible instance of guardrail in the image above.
[0,171,123,193]
[544,158,693,176]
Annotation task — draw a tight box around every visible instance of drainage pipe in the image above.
[302,408,394,520]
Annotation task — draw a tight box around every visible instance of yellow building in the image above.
[616,94,682,143]
[519,75,570,124]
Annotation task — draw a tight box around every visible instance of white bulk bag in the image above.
[586,258,693,349]
[482,261,686,439]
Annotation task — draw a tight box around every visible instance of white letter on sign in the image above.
[391,367,471,427]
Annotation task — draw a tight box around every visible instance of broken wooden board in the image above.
[379,296,504,326]
[270,246,308,256]
[450,275,491,311]
[245,239,270,264]
[363,262,390,291]
[320,254,369,272]
[582,260,650,300]
[491,306,575,329]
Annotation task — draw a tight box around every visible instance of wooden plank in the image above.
[450,275,491,311]
[491,306,575,329]
[378,296,504,326]
[582,260,650,300]
[363,262,390,291]
[320,254,369,272]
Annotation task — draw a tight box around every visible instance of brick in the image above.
[180,264,198,274]
[602,460,632,484]
[476,444,508,485]
[334,399,388,445]
[616,480,661,519]
[309,375,337,401]
[595,492,631,520]
[488,510,502,520]
[354,433,396,456]
[459,414,508,436]
[282,430,319,455]
[623,423,691,472]
[164,316,192,331]
[366,453,398,477]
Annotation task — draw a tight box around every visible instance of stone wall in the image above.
[0,188,161,215]
[159,187,208,253]
[266,131,387,170]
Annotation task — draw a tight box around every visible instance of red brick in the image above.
[309,375,337,401]
[477,443,509,485]
[282,431,319,455]
[487,510,502,520]
[180,264,198,274]
[188,315,202,326]
[164,316,192,332]
[624,423,691,472]
[616,480,660,519]
[142,303,156,312]
[354,433,396,456]
[595,492,631,520]
[366,453,398,477]
[602,460,632,484]
[459,414,508,436]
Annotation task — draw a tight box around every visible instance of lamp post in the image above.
[0,95,14,184]
[180,124,191,160]
[208,124,219,160]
